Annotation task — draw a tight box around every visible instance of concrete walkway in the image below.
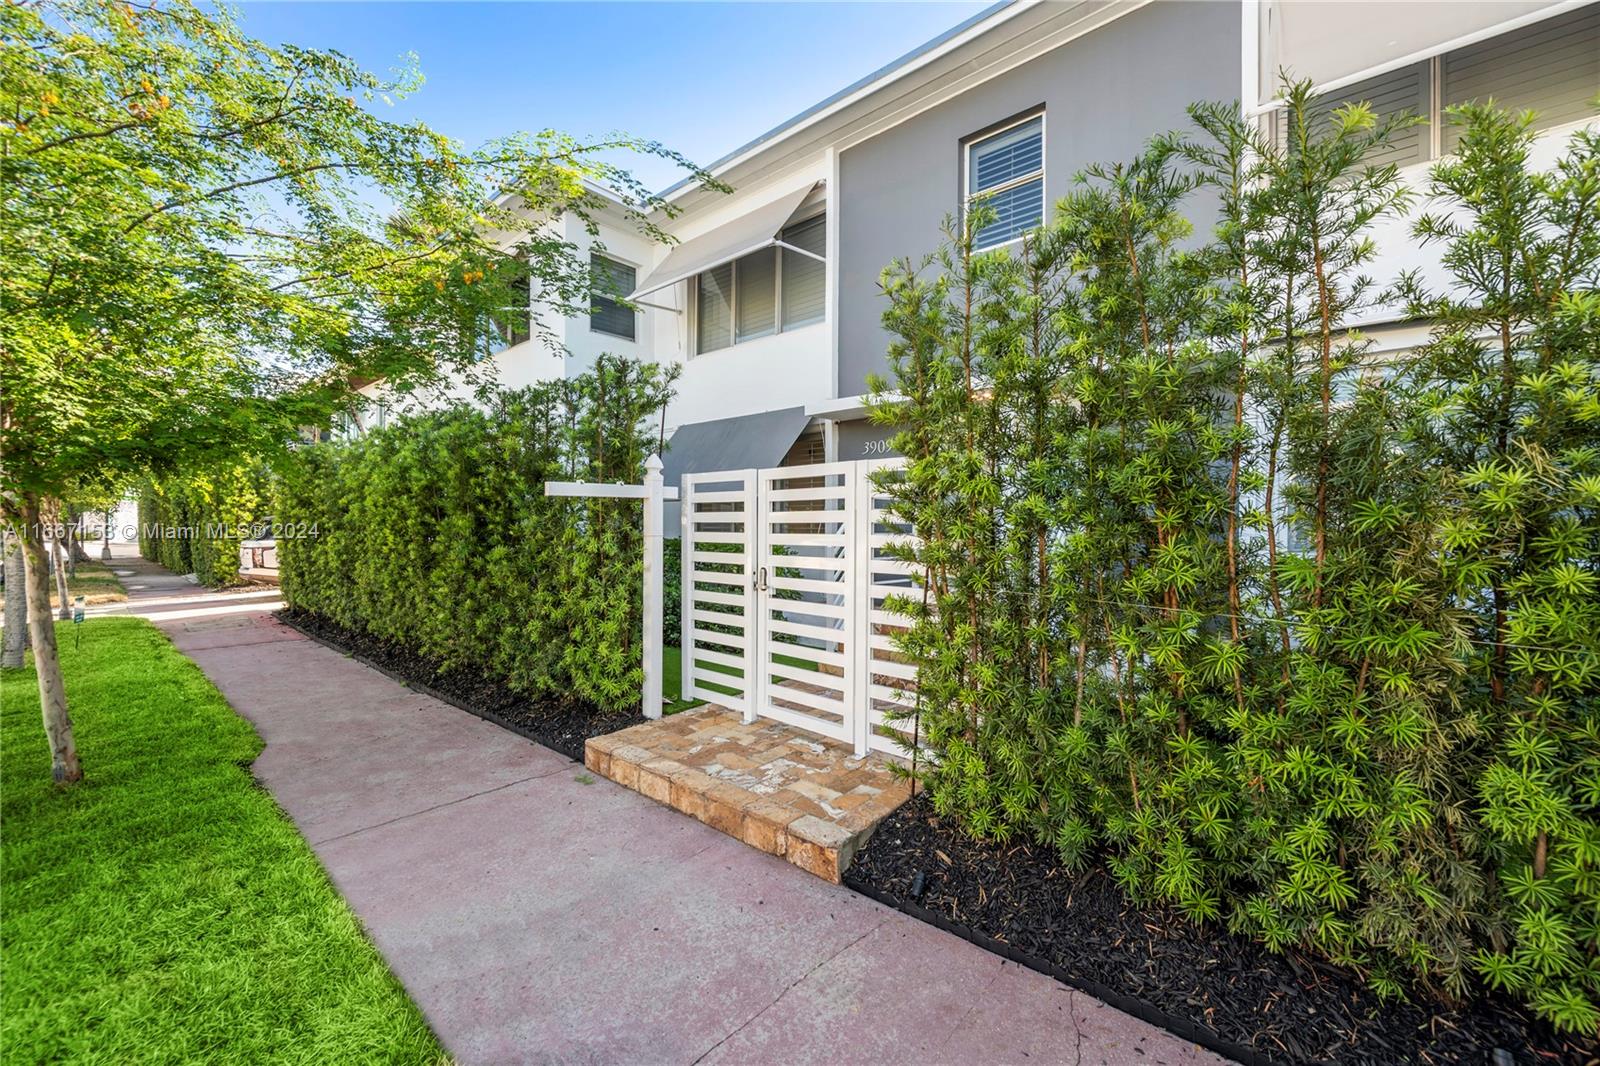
[114,551,1226,1066]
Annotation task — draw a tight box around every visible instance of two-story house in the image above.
[366,0,1598,487]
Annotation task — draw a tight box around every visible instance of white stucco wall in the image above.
[560,211,660,380]
[1355,117,1596,327]
[640,158,836,435]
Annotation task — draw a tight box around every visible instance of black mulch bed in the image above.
[277,608,641,762]
[845,794,1597,1066]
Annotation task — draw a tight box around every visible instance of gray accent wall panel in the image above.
[837,0,1240,395]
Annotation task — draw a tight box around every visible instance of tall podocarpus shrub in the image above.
[139,463,267,586]
[871,90,1600,1035]
[1398,106,1600,1033]
[274,355,677,715]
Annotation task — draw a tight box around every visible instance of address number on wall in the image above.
[861,439,894,456]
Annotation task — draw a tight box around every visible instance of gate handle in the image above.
[754,566,768,592]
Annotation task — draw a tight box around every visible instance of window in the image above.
[964,113,1044,250]
[590,253,637,340]
[1278,64,1430,168]
[487,261,532,353]
[693,212,827,355]
[1273,7,1598,163]
[736,247,777,343]
[1442,5,1599,152]
[780,215,826,330]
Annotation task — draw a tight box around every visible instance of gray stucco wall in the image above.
[837,1,1240,395]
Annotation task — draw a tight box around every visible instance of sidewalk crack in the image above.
[690,913,889,1064]
[308,766,567,846]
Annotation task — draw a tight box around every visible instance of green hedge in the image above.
[663,535,681,644]
[138,464,267,587]
[274,355,676,713]
[872,98,1600,1033]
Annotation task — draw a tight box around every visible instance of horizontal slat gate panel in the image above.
[689,646,748,672]
[690,612,749,635]
[688,531,746,545]
[753,460,858,745]
[763,595,850,621]
[681,457,920,756]
[760,704,847,738]
[682,469,757,716]
[860,458,921,756]
[765,575,851,598]
[692,589,746,609]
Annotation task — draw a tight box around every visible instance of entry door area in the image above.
[679,458,913,757]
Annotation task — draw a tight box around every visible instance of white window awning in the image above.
[629,182,818,300]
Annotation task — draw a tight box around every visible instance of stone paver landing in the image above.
[587,706,912,883]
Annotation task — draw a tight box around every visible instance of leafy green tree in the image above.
[0,0,707,782]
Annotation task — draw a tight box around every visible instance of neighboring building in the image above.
[362,0,1599,480]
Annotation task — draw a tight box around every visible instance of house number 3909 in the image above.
[861,439,893,456]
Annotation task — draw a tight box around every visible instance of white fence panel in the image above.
[681,457,918,758]
[856,458,919,756]
[753,461,858,746]
[680,469,758,718]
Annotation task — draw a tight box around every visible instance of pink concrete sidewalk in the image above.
[131,555,1227,1066]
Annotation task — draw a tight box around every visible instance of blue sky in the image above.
[235,2,993,192]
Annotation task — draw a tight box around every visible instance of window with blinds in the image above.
[1442,5,1600,151]
[589,253,637,341]
[1269,8,1598,165]
[781,215,826,330]
[735,247,777,343]
[692,211,827,355]
[487,261,532,353]
[696,261,734,353]
[965,113,1044,250]
[1279,63,1430,168]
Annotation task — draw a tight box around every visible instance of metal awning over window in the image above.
[629,184,819,301]
[659,406,812,537]
[659,406,811,488]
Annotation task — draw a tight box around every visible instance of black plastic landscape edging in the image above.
[276,613,586,763]
[842,873,1283,1066]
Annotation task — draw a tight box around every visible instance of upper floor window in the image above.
[1441,5,1599,152]
[590,253,637,341]
[694,212,827,355]
[964,112,1044,250]
[486,260,531,355]
[1275,6,1598,163]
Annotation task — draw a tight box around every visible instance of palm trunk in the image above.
[4,537,28,668]
[20,495,81,783]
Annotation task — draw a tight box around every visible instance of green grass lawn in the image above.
[664,645,821,706]
[1,618,442,1064]
[661,645,701,714]
[46,558,129,607]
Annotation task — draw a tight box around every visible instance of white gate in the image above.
[680,458,916,757]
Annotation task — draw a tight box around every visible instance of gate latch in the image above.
[753,566,768,592]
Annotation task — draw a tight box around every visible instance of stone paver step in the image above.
[585,706,912,883]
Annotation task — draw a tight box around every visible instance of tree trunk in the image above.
[68,511,91,567]
[3,537,27,668]
[53,534,72,621]
[20,495,81,783]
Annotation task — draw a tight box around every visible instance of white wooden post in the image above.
[642,454,665,720]
[543,454,678,721]
[679,473,693,717]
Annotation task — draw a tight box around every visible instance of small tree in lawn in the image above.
[0,0,711,783]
